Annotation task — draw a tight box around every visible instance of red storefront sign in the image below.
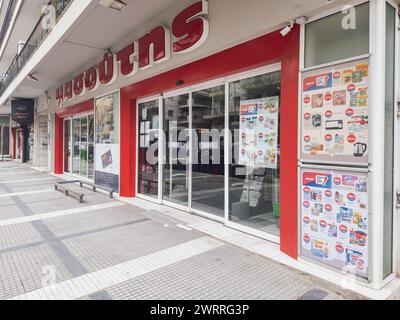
[56,0,209,105]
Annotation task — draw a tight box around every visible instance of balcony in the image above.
[0,0,73,98]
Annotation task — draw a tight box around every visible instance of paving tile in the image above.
[0,162,361,301]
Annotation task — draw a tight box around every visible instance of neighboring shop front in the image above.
[0,115,10,156]
[10,99,35,163]
[55,93,120,192]
[52,0,398,290]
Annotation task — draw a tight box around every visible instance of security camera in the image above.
[280,17,308,37]
[280,21,294,37]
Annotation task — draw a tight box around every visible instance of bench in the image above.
[79,180,114,199]
[54,182,84,203]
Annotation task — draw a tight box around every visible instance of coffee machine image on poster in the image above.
[300,168,368,279]
[301,59,369,165]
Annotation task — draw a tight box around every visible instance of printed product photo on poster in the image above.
[238,97,279,169]
[301,59,369,164]
[300,168,368,279]
[94,92,120,192]
[95,143,120,192]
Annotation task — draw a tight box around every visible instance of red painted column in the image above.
[119,90,137,197]
[11,128,16,159]
[54,114,64,174]
[280,26,300,259]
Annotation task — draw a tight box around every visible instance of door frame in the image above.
[62,112,94,181]
[135,63,282,242]
[161,88,192,212]
[189,79,226,223]
[136,95,163,204]
[63,118,72,174]
[223,63,282,244]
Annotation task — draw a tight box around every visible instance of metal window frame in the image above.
[134,63,283,240]
[93,90,121,195]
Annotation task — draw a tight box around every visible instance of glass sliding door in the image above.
[163,93,190,207]
[138,99,160,199]
[64,119,71,173]
[191,85,225,217]
[88,114,95,180]
[136,68,283,239]
[72,118,80,175]
[67,115,94,179]
[228,70,281,237]
[80,116,88,177]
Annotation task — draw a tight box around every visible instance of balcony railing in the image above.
[0,0,73,98]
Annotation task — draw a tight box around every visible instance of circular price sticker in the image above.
[346,108,355,117]
[325,190,333,198]
[325,110,333,118]
[334,177,342,185]
[347,193,356,201]
[325,93,332,102]
[347,135,357,143]
[347,84,356,92]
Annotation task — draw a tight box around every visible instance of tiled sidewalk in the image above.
[0,161,363,300]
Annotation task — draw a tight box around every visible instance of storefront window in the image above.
[95,93,120,144]
[88,114,95,180]
[16,129,22,160]
[38,116,49,168]
[64,119,71,173]
[69,115,94,178]
[191,85,225,217]
[383,2,395,278]
[80,116,88,177]
[138,99,160,198]
[95,92,120,192]
[304,2,369,68]
[72,118,80,175]
[163,94,190,206]
[228,71,281,236]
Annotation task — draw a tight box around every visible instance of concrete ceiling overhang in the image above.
[5,0,379,102]
[0,0,48,74]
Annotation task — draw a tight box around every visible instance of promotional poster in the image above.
[94,143,120,192]
[238,97,279,169]
[94,92,120,192]
[300,168,369,279]
[301,59,369,164]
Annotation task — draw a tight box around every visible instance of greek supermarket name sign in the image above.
[56,1,209,106]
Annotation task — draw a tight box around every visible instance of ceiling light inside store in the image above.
[99,0,127,11]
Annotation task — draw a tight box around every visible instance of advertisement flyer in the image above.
[300,168,368,279]
[238,97,279,169]
[301,59,369,164]
[95,144,120,192]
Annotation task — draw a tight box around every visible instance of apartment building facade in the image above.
[0,0,399,293]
